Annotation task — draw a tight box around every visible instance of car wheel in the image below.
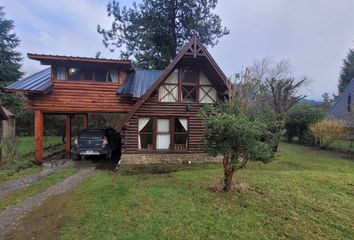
[74,154,82,161]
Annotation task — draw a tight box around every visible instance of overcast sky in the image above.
[1,0,354,100]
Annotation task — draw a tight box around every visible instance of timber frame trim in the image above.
[117,36,232,131]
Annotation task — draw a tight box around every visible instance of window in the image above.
[108,70,119,83]
[174,118,188,150]
[181,67,198,102]
[158,69,178,102]
[158,68,217,104]
[68,68,81,81]
[156,119,170,149]
[82,69,93,81]
[199,71,217,103]
[56,67,66,80]
[348,93,352,112]
[138,118,153,149]
[138,117,188,151]
[95,70,106,82]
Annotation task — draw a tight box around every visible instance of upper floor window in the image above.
[158,68,217,103]
[68,68,81,81]
[55,67,119,83]
[158,69,178,102]
[181,67,198,102]
[57,67,66,80]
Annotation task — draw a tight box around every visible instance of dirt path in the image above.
[0,160,75,199]
[0,168,96,239]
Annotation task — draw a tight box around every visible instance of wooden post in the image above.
[66,114,71,159]
[34,110,43,165]
[83,114,88,129]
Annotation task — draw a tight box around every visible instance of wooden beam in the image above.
[34,110,43,165]
[66,114,71,159]
[83,113,88,128]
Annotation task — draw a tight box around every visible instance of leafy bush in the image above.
[202,100,275,192]
[309,120,348,149]
[285,104,325,143]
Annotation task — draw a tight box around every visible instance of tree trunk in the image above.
[223,155,235,192]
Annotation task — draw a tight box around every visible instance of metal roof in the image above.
[5,67,53,94]
[117,69,163,98]
[328,78,354,122]
[28,53,132,65]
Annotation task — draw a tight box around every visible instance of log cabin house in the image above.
[5,36,232,164]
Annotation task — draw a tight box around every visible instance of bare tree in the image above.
[249,58,307,120]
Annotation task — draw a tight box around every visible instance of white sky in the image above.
[2,0,354,100]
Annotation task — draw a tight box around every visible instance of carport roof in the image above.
[5,67,53,94]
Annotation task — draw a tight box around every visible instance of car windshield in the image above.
[79,129,105,139]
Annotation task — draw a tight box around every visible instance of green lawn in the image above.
[6,143,354,240]
[0,136,64,183]
[2,136,62,157]
[329,139,354,152]
[0,168,78,213]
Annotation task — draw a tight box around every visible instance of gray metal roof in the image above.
[117,69,163,98]
[5,67,53,94]
[328,78,354,122]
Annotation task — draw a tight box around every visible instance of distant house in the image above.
[0,106,15,139]
[328,78,354,124]
[5,36,232,165]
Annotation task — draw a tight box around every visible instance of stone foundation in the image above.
[121,153,223,165]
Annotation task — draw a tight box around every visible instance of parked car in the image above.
[72,128,121,160]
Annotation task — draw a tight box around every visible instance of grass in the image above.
[6,143,354,240]
[329,139,354,152]
[0,167,78,213]
[2,136,62,157]
[0,136,64,183]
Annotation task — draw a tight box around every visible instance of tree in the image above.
[0,6,23,162]
[0,6,25,115]
[285,104,325,143]
[338,44,354,94]
[0,6,22,83]
[321,92,333,112]
[249,58,307,118]
[201,100,275,192]
[98,0,229,69]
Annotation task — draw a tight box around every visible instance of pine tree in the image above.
[338,45,354,93]
[0,6,26,132]
[98,0,229,69]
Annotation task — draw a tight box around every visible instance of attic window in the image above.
[181,67,198,102]
[158,69,178,102]
[199,71,217,103]
[348,93,352,112]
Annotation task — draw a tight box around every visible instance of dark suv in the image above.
[72,128,121,160]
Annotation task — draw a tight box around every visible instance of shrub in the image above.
[202,100,275,192]
[285,104,325,143]
[309,120,347,149]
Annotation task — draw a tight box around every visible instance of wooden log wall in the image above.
[28,80,134,113]
[122,92,206,154]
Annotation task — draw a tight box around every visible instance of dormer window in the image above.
[56,67,66,80]
[68,68,81,81]
[55,67,120,83]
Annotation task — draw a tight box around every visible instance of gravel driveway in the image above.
[0,168,97,239]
